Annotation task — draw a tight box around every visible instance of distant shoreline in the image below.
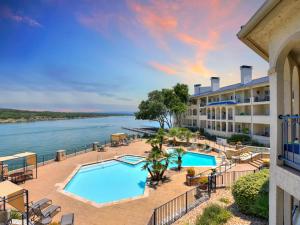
[0,108,133,124]
[0,115,133,124]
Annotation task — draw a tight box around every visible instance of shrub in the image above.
[187,168,195,177]
[196,204,232,225]
[10,210,22,220]
[232,169,269,219]
[203,132,216,141]
[198,176,208,184]
[227,134,251,144]
[218,197,230,204]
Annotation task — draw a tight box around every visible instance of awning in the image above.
[0,181,26,212]
[111,133,127,141]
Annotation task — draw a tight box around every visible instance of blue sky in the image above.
[0,0,268,112]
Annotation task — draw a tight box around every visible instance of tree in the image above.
[142,147,173,182]
[135,83,189,128]
[168,127,180,146]
[173,148,185,171]
[173,84,189,127]
[147,128,166,151]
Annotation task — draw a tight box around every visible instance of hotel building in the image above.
[182,66,270,146]
[238,0,300,224]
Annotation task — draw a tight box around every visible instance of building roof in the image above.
[237,0,281,60]
[192,76,269,97]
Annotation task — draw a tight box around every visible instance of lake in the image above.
[0,116,157,157]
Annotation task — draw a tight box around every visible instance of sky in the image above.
[0,0,268,113]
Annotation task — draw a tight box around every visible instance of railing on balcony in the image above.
[228,115,233,120]
[279,115,300,171]
[236,98,251,104]
[200,102,206,107]
[254,96,270,102]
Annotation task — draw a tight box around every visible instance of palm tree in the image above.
[142,147,173,182]
[173,148,185,171]
[185,130,192,145]
[168,127,179,146]
[146,128,166,152]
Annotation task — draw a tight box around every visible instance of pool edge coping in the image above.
[56,156,150,208]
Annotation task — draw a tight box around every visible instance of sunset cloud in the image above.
[148,62,178,75]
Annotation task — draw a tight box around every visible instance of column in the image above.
[284,191,292,225]
[269,68,285,225]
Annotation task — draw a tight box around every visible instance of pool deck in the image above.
[21,140,255,225]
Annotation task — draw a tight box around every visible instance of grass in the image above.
[196,204,232,225]
[218,197,230,204]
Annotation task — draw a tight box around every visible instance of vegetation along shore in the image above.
[0,108,132,124]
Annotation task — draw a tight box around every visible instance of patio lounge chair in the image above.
[33,205,61,220]
[29,198,52,219]
[40,205,61,218]
[204,147,212,153]
[30,198,52,210]
[60,213,75,225]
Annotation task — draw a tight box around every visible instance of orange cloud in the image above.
[77,0,249,84]
[149,62,178,75]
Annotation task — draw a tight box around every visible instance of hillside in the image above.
[0,108,131,123]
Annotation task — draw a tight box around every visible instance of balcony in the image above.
[236,98,251,104]
[252,115,270,124]
[235,114,251,123]
[279,115,300,171]
[200,102,206,107]
[254,95,270,102]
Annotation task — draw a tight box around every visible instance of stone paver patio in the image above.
[20,140,256,225]
[21,140,212,225]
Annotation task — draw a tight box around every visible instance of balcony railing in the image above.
[254,96,270,102]
[279,115,300,171]
[236,98,251,104]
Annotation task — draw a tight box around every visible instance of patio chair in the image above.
[204,147,212,153]
[33,205,61,220]
[60,213,75,225]
[29,198,52,219]
[30,198,52,210]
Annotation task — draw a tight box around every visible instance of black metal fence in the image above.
[147,167,261,225]
[4,134,142,172]
[148,188,209,225]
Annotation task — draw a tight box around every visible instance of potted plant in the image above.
[198,176,209,190]
[186,168,195,186]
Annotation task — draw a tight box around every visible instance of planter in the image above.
[199,183,208,190]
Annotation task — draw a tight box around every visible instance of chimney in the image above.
[240,65,252,84]
[194,84,201,95]
[210,77,220,91]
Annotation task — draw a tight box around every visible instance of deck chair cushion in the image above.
[61,213,74,225]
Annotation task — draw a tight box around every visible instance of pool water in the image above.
[117,155,145,164]
[64,160,147,204]
[64,152,216,204]
[166,149,216,168]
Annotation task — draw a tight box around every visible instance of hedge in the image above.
[232,169,269,219]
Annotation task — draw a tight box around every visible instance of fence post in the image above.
[153,209,157,225]
[43,155,45,165]
[185,192,188,213]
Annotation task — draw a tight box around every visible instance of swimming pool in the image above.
[63,152,216,205]
[64,160,148,205]
[117,155,145,164]
[166,149,216,168]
